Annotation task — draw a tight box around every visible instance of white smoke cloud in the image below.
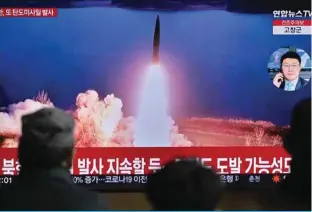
[0,90,192,148]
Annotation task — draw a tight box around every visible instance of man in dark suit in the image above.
[0,108,108,210]
[273,51,309,91]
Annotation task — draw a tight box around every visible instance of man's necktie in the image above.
[285,82,295,91]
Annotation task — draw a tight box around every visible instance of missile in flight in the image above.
[153,15,160,64]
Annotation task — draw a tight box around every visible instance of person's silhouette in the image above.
[145,159,223,210]
[0,108,108,210]
[281,98,311,205]
[257,99,311,210]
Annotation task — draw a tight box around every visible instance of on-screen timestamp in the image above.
[0,176,13,184]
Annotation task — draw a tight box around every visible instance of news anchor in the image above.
[273,51,309,91]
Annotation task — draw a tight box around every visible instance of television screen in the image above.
[0,3,310,190]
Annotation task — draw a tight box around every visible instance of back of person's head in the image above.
[145,159,223,210]
[281,98,311,205]
[280,51,301,66]
[18,107,75,170]
[283,98,311,157]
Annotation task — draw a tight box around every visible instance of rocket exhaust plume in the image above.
[134,15,171,147]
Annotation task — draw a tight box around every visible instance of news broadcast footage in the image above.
[0,3,310,189]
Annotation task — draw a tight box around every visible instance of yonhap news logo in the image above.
[273,10,312,18]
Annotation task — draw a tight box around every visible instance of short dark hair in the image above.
[18,141,73,169]
[283,98,311,157]
[18,108,75,169]
[145,159,223,210]
[281,98,311,204]
[280,51,301,65]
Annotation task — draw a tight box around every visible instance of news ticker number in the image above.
[73,175,147,184]
[0,176,12,184]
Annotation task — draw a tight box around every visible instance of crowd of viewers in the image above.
[0,98,310,210]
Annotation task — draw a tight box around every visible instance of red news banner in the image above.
[0,147,291,175]
[0,8,57,17]
[273,20,311,26]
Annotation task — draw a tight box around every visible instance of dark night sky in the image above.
[0,8,310,125]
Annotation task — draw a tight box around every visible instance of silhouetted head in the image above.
[18,107,75,170]
[280,51,302,81]
[145,159,223,210]
[283,98,311,157]
[281,98,311,205]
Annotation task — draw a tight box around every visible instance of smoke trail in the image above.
[134,65,171,146]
